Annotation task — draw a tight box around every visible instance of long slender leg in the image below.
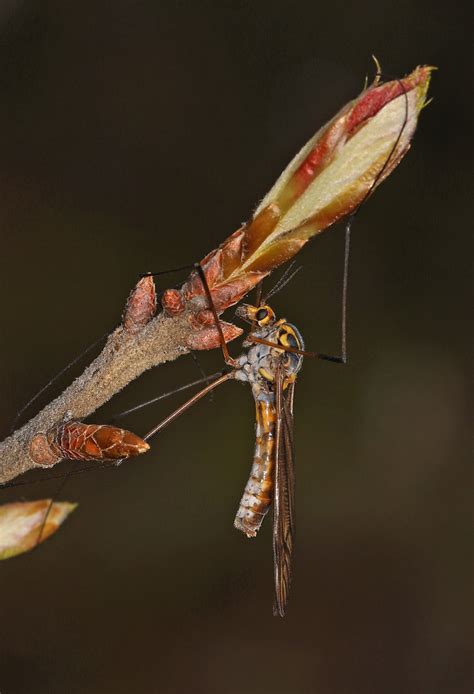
[111,370,225,421]
[192,263,238,367]
[2,371,228,490]
[13,262,213,436]
[310,76,407,365]
[32,368,233,547]
[189,351,216,403]
[315,215,352,365]
[261,78,407,367]
[13,264,205,533]
[143,372,234,442]
[318,214,351,364]
[140,264,197,279]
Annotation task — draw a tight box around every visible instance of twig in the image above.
[0,309,192,484]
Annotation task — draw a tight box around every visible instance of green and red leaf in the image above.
[162,65,433,340]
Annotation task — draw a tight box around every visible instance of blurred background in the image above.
[0,1,470,693]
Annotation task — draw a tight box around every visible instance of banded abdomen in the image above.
[234,392,276,538]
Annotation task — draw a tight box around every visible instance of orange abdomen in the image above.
[234,397,276,538]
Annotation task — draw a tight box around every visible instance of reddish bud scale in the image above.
[29,433,61,466]
[346,68,429,135]
[161,66,432,341]
[123,276,157,333]
[185,321,243,351]
[161,227,266,317]
[47,422,150,461]
[289,117,346,205]
[161,288,185,315]
[29,423,150,466]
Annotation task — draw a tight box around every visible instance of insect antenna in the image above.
[263,261,303,304]
[254,280,264,310]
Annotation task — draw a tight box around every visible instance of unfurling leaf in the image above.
[0,500,77,559]
[162,65,433,319]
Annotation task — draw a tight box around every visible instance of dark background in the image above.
[0,2,470,693]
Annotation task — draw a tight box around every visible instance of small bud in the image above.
[161,288,185,315]
[186,321,243,351]
[123,275,157,333]
[30,422,150,467]
[30,433,62,467]
[47,422,150,461]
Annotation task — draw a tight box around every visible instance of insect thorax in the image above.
[234,319,304,391]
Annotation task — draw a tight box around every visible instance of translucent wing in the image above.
[272,367,296,617]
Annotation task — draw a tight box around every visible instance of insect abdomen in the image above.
[234,396,276,538]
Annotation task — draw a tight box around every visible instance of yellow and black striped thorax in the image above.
[257,318,304,388]
[234,304,304,390]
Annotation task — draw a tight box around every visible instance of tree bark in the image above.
[0,310,191,484]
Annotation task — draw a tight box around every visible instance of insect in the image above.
[135,299,303,616]
[137,259,346,617]
[232,302,304,616]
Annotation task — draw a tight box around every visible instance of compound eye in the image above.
[279,330,299,349]
[255,305,275,326]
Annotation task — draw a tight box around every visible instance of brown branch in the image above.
[0,66,432,487]
[0,309,193,485]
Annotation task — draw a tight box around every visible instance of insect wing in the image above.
[272,369,296,617]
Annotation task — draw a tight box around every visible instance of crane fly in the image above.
[139,255,347,617]
[233,304,303,617]
[138,298,305,617]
